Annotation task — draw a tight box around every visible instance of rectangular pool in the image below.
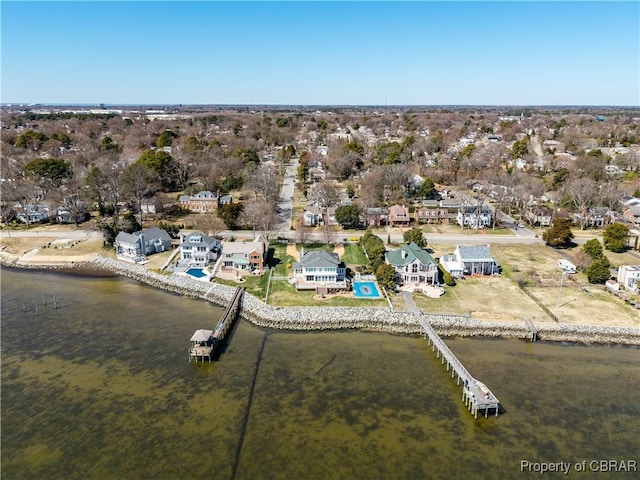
[186,268,207,279]
[353,281,383,298]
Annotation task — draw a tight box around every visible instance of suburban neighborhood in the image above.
[1,105,639,324]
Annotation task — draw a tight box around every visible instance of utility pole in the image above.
[557,270,567,308]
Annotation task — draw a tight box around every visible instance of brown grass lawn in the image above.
[527,286,639,326]
[413,276,545,323]
[1,236,57,255]
[415,242,640,326]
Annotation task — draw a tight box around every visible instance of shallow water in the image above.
[2,268,639,479]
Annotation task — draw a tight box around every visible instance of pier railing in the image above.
[417,313,500,419]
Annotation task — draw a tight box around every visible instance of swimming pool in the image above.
[186,268,207,279]
[352,281,383,298]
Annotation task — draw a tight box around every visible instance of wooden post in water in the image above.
[42,293,46,306]
[53,296,57,309]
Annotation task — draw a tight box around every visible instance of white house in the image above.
[302,206,323,226]
[441,245,499,277]
[457,206,493,229]
[115,227,172,263]
[178,231,221,269]
[617,265,640,292]
[292,250,346,292]
[384,242,439,286]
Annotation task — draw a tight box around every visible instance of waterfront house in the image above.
[388,204,411,226]
[178,231,221,268]
[115,227,172,263]
[441,245,499,277]
[617,265,640,292]
[292,249,346,292]
[385,242,439,286]
[220,235,269,274]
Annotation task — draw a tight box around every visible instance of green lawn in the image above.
[270,244,296,276]
[297,243,335,253]
[215,273,270,300]
[267,280,387,307]
[341,244,368,266]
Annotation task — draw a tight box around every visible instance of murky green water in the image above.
[2,268,639,479]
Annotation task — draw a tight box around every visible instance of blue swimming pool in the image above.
[353,281,382,298]
[186,268,207,279]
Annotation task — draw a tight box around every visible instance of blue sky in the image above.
[1,1,638,106]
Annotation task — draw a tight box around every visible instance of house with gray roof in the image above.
[178,231,221,269]
[115,227,172,263]
[385,242,438,286]
[220,235,269,273]
[179,190,232,213]
[442,245,499,277]
[292,249,346,292]
[457,206,493,229]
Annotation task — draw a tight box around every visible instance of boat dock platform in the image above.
[417,314,500,418]
[189,287,245,362]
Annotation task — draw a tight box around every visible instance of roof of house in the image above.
[143,227,172,242]
[389,204,409,216]
[304,205,322,215]
[116,227,171,245]
[194,190,217,199]
[385,242,435,267]
[441,254,464,272]
[458,206,493,214]
[364,207,386,215]
[294,250,342,269]
[222,239,264,255]
[456,245,496,263]
[182,231,219,248]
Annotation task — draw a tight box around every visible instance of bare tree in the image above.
[121,163,160,224]
[197,213,227,238]
[307,182,339,208]
[321,222,338,245]
[563,177,597,229]
[295,218,311,245]
[245,165,280,206]
[242,199,281,241]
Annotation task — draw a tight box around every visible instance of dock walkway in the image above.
[417,313,500,418]
[189,286,245,362]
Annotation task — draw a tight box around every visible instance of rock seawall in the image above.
[89,256,640,345]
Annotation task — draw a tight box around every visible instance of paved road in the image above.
[0,229,102,240]
[276,158,298,231]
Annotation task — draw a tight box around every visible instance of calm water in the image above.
[1,268,639,480]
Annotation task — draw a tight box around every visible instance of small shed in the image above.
[190,329,214,346]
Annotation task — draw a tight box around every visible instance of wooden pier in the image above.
[417,314,500,419]
[189,287,245,362]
